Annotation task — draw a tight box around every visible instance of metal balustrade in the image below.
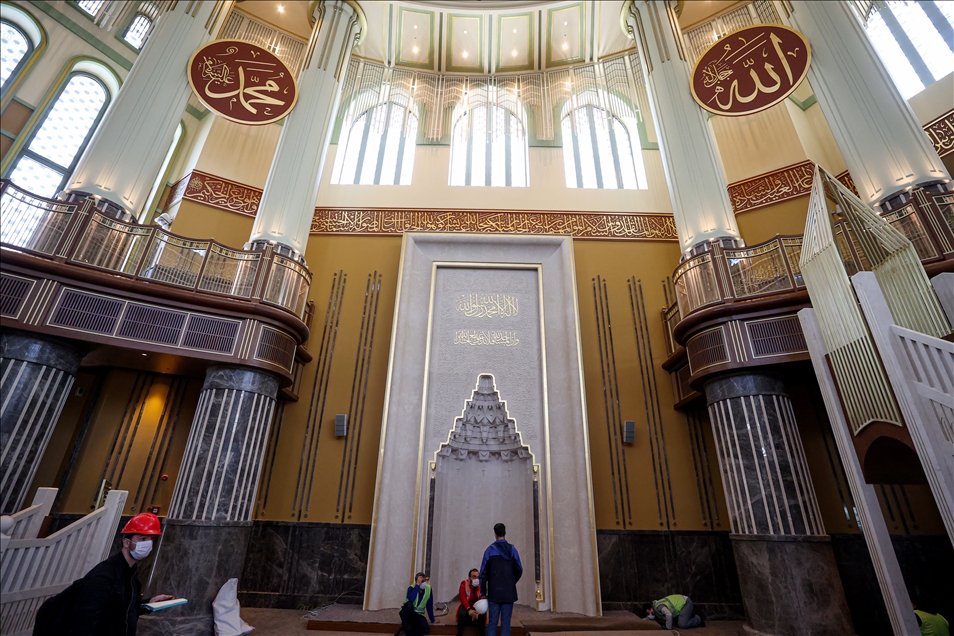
[662,173,953,357]
[0,180,311,320]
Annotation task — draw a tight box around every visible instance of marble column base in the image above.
[138,519,252,636]
[731,534,853,636]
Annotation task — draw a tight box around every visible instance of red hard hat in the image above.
[121,512,162,536]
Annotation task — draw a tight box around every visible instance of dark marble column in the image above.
[704,373,853,636]
[1,330,82,514]
[140,365,279,636]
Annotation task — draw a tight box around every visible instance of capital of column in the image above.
[623,1,741,255]
[786,1,950,207]
[65,1,234,217]
[248,0,365,260]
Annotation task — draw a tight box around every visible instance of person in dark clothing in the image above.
[479,523,523,636]
[397,572,437,636]
[456,568,486,636]
[33,512,172,636]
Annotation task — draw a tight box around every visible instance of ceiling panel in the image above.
[397,7,436,69]
[497,13,534,72]
[547,3,584,68]
[446,14,483,73]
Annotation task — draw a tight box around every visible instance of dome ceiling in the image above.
[353,0,635,74]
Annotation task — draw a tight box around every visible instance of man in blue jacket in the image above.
[397,572,436,636]
[479,523,523,636]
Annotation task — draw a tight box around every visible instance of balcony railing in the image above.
[0,180,311,320]
[662,184,954,357]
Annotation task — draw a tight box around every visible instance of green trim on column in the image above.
[636,120,658,150]
[29,1,134,70]
[0,128,16,139]
[1,2,49,112]
[185,103,209,120]
[788,93,817,111]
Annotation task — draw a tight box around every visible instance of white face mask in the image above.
[129,539,153,560]
[471,579,480,588]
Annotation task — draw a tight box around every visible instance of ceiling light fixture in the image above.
[414,24,418,29]
[462,50,469,58]
[463,30,468,34]
[513,28,517,33]
[277,4,284,13]
[413,46,419,53]
[562,42,568,51]
[512,49,518,56]
[564,20,568,25]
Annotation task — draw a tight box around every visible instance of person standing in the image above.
[32,512,173,636]
[650,594,704,630]
[397,572,436,636]
[456,568,486,636]
[479,523,523,636]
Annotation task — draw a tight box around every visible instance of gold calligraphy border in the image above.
[728,160,862,215]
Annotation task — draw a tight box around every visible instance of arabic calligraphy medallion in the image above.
[187,40,298,126]
[690,25,811,117]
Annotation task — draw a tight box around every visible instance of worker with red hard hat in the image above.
[33,512,174,636]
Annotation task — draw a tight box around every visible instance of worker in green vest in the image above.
[397,572,437,636]
[646,594,704,629]
[914,598,950,636]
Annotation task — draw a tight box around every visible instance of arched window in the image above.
[123,13,153,50]
[1,20,32,91]
[450,104,528,187]
[76,1,106,19]
[335,102,418,185]
[8,73,110,198]
[561,103,645,190]
[865,1,954,99]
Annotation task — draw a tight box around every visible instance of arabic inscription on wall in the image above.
[188,40,298,126]
[691,25,811,117]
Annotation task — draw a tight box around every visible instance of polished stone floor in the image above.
[240,608,747,636]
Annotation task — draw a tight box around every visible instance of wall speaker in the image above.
[623,420,636,444]
[335,414,348,437]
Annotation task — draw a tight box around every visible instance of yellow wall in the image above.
[736,196,813,246]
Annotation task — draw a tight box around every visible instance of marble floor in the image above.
[240,608,747,636]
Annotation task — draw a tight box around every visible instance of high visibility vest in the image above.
[914,610,950,636]
[654,594,687,616]
[413,585,432,615]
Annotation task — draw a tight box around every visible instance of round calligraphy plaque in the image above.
[187,40,298,126]
[690,25,811,117]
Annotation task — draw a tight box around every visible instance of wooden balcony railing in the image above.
[0,180,311,320]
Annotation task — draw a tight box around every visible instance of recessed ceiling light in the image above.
[512,49,518,57]
[564,20,568,25]
[414,24,418,29]
[513,28,517,33]
[463,30,468,34]
[562,42,568,51]
[277,4,284,13]
[462,50,469,58]
[413,46,419,53]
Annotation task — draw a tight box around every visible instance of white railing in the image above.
[3,489,55,541]
[0,489,128,636]
[219,9,308,75]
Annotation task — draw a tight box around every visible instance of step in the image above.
[306,621,526,636]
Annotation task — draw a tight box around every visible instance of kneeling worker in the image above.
[397,572,436,636]
[456,569,487,636]
[648,594,704,629]
[33,512,173,636]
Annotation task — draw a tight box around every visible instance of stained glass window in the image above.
[336,103,417,185]
[1,20,31,90]
[449,105,528,187]
[561,105,644,190]
[123,13,153,50]
[9,74,109,198]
